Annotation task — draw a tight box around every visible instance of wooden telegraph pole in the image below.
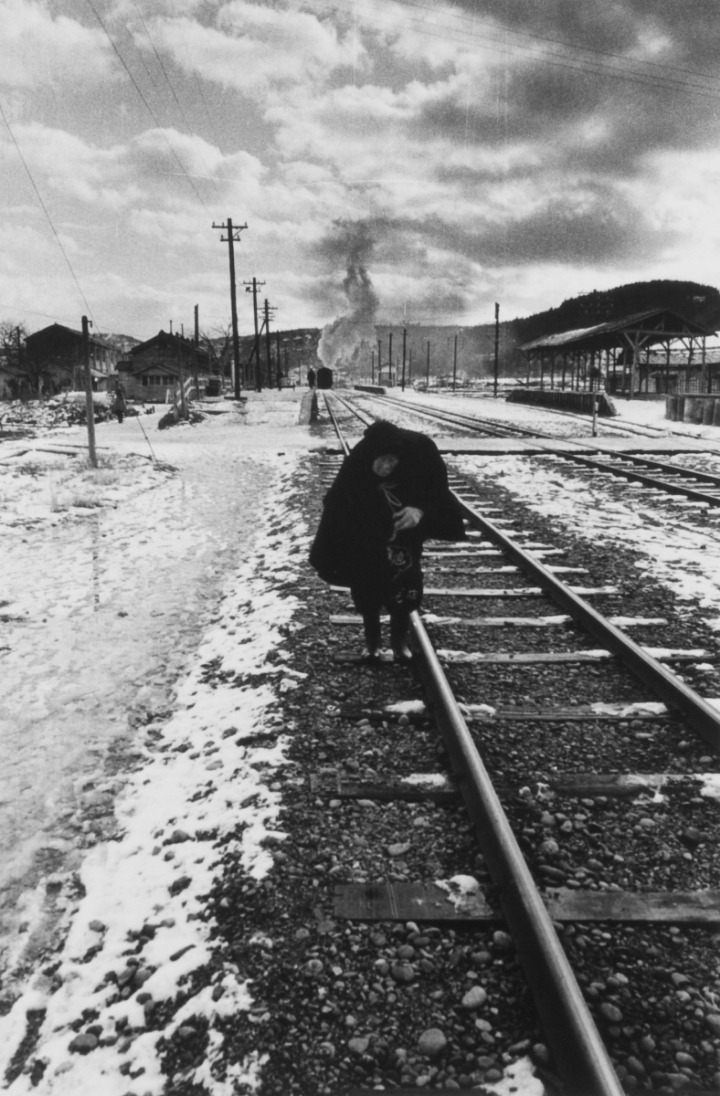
[81,315,97,468]
[493,302,500,398]
[176,335,187,419]
[193,304,200,399]
[264,299,274,390]
[212,218,247,399]
[452,333,458,392]
[401,327,407,391]
[244,277,265,391]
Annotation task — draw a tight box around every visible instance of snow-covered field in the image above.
[1,387,720,1092]
[0,394,320,1092]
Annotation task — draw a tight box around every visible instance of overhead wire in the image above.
[316,0,720,104]
[0,99,95,323]
[84,0,211,209]
[133,5,192,129]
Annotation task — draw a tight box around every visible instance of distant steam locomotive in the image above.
[316,366,334,389]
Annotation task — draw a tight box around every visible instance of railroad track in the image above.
[332,388,720,514]
[311,395,720,1094]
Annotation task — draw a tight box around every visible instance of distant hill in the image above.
[103,333,142,354]
[511,280,720,346]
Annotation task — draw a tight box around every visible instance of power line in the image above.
[318,0,720,104]
[133,5,191,127]
[84,0,211,209]
[0,100,94,321]
[393,0,720,89]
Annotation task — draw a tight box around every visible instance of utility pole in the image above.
[176,335,186,419]
[401,327,407,391]
[193,304,200,399]
[453,333,458,392]
[388,332,393,386]
[244,277,265,391]
[493,302,500,398]
[377,338,382,385]
[371,350,375,384]
[425,339,431,389]
[81,315,97,468]
[212,217,247,399]
[264,299,275,390]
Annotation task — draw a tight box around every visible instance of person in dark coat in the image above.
[113,380,127,424]
[310,420,466,661]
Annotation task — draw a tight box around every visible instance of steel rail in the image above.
[365,391,531,438]
[613,451,720,485]
[455,494,720,753]
[320,392,353,455]
[409,611,625,1096]
[556,450,720,505]
[323,404,624,1091]
[352,389,720,506]
[325,390,375,431]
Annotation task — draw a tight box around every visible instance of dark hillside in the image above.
[512,280,720,345]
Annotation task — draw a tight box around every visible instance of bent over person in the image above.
[309,420,466,662]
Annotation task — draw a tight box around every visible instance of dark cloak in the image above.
[309,421,466,605]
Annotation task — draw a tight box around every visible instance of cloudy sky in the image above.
[2,0,720,342]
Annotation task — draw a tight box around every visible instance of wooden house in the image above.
[24,323,119,394]
[119,330,210,402]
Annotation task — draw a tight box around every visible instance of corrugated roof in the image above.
[520,308,716,352]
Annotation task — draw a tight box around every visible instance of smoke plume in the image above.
[318,220,379,377]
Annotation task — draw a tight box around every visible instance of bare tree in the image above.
[0,322,36,398]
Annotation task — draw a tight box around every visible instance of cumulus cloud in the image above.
[4,0,720,336]
[143,1,365,94]
[0,0,112,88]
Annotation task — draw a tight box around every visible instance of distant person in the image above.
[307,367,316,388]
[113,379,127,424]
[310,420,466,662]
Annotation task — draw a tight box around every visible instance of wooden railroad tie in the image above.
[310,770,718,803]
[330,613,668,629]
[333,646,706,666]
[331,585,619,598]
[335,700,677,723]
[333,881,720,926]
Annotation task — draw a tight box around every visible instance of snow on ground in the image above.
[0,392,321,1092]
[2,386,720,1092]
[0,491,306,1093]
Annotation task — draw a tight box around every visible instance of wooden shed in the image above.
[519,309,716,397]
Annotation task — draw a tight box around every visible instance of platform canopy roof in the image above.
[519,308,716,356]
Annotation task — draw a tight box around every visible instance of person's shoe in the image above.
[392,644,413,664]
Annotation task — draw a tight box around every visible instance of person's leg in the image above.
[390,608,412,662]
[362,610,382,657]
[352,583,383,659]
